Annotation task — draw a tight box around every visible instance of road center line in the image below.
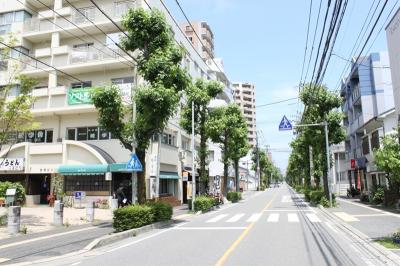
[174,227,247,230]
[214,191,278,266]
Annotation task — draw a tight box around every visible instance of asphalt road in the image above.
[35,184,399,266]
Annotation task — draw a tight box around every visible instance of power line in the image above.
[256,97,298,108]
[16,0,134,70]
[0,41,83,83]
[299,0,313,88]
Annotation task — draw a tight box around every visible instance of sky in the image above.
[165,0,399,173]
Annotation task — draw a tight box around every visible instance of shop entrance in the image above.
[28,174,51,204]
[112,173,132,204]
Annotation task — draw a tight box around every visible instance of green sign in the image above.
[67,87,95,105]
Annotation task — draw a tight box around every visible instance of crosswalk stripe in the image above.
[206,214,228,223]
[333,212,359,222]
[246,213,262,222]
[226,214,245,223]
[281,195,293,203]
[267,213,279,222]
[306,213,321,223]
[288,213,299,222]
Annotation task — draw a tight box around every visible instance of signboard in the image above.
[182,171,188,182]
[350,159,356,169]
[6,188,16,196]
[149,154,157,176]
[214,175,221,193]
[74,191,86,200]
[278,115,293,131]
[105,172,112,181]
[67,87,95,105]
[0,158,24,171]
[126,153,143,172]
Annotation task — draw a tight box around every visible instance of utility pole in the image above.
[191,101,196,210]
[324,121,332,208]
[131,71,138,204]
[309,146,314,187]
[256,131,260,190]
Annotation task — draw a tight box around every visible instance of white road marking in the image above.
[333,212,360,222]
[247,213,262,222]
[70,262,82,266]
[226,214,245,223]
[264,209,313,212]
[281,195,293,203]
[288,213,299,222]
[325,221,338,233]
[306,213,321,223]
[206,214,229,223]
[337,198,400,219]
[353,214,389,217]
[267,213,279,222]
[174,227,247,230]
[0,258,10,263]
[0,227,98,250]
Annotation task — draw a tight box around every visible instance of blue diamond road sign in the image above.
[126,153,143,172]
[279,115,293,131]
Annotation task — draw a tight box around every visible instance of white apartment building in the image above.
[0,0,231,206]
[232,82,257,147]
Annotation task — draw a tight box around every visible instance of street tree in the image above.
[0,37,38,155]
[180,79,223,189]
[92,8,190,203]
[206,104,249,194]
[374,128,400,197]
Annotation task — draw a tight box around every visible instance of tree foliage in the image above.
[92,8,190,203]
[207,104,249,194]
[180,79,223,185]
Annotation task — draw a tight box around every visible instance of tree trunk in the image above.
[234,159,240,192]
[323,172,329,199]
[137,149,146,204]
[223,133,228,197]
[199,115,207,192]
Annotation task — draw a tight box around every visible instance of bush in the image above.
[0,181,25,204]
[146,202,173,222]
[360,192,369,203]
[393,230,400,244]
[310,190,325,205]
[193,195,214,212]
[304,189,312,202]
[113,205,154,232]
[227,192,242,203]
[319,196,330,207]
[372,187,385,205]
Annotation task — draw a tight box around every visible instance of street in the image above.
[36,184,399,266]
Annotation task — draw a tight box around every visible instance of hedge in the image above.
[113,205,154,232]
[227,192,242,203]
[146,202,173,222]
[193,195,214,212]
[0,181,25,204]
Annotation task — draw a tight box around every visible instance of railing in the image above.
[69,46,125,64]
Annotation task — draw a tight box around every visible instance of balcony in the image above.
[22,1,138,41]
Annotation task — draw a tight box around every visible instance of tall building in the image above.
[0,0,232,206]
[386,7,400,122]
[180,21,214,60]
[340,52,395,193]
[232,82,257,147]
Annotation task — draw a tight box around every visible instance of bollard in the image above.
[110,198,118,210]
[8,206,21,235]
[86,201,95,222]
[53,200,64,226]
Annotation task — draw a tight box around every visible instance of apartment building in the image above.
[386,7,400,123]
[233,82,257,147]
[0,0,231,206]
[180,21,214,60]
[341,52,395,193]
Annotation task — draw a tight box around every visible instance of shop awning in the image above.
[160,171,179,179]
[109,163,134,172]
[58,164,109,175]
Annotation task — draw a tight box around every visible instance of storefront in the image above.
[159,171,180,206]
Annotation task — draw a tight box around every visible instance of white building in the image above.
[0,0,231,206]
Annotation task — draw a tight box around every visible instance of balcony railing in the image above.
[69,46,124,64]
[23,1,137,34]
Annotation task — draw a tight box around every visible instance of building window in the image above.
[77,127,88,141]
[162,133,176,146]
[185,25,191,31]
[0,60,7,71]
[181,138,190,150]
[370,131,380,151]
[65,175,108,192]
[87,127,98,140]
[208,150,215,161]
[67,127,114,141]
[71,81,92,89]
[20,129,53,143]
[362,136,369,155]
[159,179,169,195]
[99,128,110,140]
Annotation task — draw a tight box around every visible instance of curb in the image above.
[318,205,400,265]
[83,220,174,251]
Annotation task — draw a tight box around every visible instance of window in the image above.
[67,128,76,140]
[65,175,108,192]
[87,127,98,140]
[73,43,94,50]
[181,138,190,150]
[371,131,380,151]
[0,61,7,71]
[208,150,215,161]
[77,127,88,141]
[111,77,134,84]
[162,133,176,146]
[18,129,53,143]
[68,127,113,141]
[71,81,92,89]
[74,7,96,24]
[99,128,109,140]
[185,25,191,31]
[362,137,369,155]
[0,24,11,35]
[159,179,169,195]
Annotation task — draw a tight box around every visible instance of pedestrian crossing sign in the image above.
[279,115,293,131]
[126,153,143,172]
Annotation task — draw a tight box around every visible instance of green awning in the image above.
[58,164,109,175]
[109,163,134,172]
[160,171,179,179]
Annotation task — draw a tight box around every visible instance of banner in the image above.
[67,87,96,105]
[0,158,24,171]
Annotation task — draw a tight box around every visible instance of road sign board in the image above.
[279,115,293,131]
[126,153,143,172]
[74,191,86,200]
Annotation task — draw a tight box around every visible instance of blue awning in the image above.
[58,164,109,175]
[160,171,179,179]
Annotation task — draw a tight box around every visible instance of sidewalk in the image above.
[326,197,400,256]
[0,206,113,239]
